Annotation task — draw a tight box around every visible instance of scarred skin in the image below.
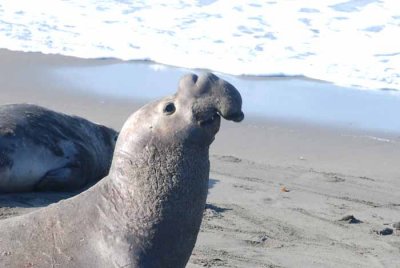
[0,73,244,268]
[0,104,118,192]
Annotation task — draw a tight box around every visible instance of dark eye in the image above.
[163,103,175,115]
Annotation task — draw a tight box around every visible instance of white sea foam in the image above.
[0,0,399,91]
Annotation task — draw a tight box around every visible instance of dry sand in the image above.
[0,49,399,267]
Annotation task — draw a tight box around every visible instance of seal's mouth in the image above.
[198,110,244,127]
[198,113,221,127]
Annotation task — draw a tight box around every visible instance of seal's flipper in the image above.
[34,167,86,192]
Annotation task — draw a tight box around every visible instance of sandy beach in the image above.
[0,49,399,267]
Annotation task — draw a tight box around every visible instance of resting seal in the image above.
[0,104,118,192]
[0,73,243,267]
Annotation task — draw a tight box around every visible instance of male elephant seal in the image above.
[0,73,244,267]
[0,104,118,192]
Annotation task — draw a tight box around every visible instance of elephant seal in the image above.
[0,73,243,267]
[0,104,118,192]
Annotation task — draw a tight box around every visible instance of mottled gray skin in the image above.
[0,73,243,268]
[0,104,118,192]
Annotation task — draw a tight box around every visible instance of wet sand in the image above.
[1,49,399,267]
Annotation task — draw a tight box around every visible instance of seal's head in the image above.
[117,72,243,153]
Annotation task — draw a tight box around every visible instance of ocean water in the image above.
[0,0,399,91]
[54,62,400,133]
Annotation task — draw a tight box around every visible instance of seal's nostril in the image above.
[191,74,198,83]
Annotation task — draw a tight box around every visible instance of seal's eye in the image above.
[163,103,175,115]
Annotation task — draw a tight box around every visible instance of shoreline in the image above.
[1,49,400,267]
[3,48,400,135]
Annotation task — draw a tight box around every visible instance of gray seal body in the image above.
[0,73,243,267]
[0,104,118,192]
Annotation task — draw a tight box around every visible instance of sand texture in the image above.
[189,153,400,267]
[0,49,399,267]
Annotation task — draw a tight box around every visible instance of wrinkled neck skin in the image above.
[94,111,211,267]
[111,141,209,267]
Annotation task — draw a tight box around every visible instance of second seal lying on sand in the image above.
[0,104,118,192]
[0,73,243,268]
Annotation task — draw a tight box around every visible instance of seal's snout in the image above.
[178,72,244,126]
[223,111,244,122]
[197,72,244,124]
